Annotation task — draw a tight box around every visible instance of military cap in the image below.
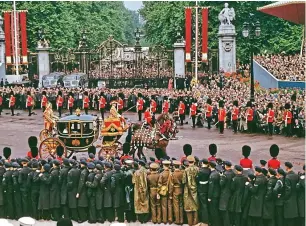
[104,162,112,168]
[40,159,47,166]
[125,159,134,165]
[224,161,232,167]
[95,164,103,170]
[209,161,216,168]
[254,166,262,173]
[268,168,277,176]
[43,164,51,172]
[20,158,29,163]
[87,162,95,169]
[134,158,139,162]
[150,162,159,169]
[194,156,199,162]
[32,161,39,168]
[216,158,223,164]
[114,159,121,165]
[89,153,95,159]
[12,162,20,168]
[114,164,121,171]
[4,162,11,168]
[149,157,156,162]
[173,160,181,166]
[260,160,267,166]
[138,160,146,166]
[248,173,256,180]
[99,156,104,161]
[53,160,60,166]
[133,162,139,168]
[234,165,243,172]
[162,160,171,165]
[63,158,70,166]
[270,144,279,158]
[187,155,195,163]
[47,157,53,163]
[285,162,293,169]
[200,158,209,164]
[277,168,286,176]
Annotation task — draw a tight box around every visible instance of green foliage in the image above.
[0,1,139,51]
[140,1,303,62]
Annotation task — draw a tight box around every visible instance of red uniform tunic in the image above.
[137,99,144,111]
[179,103,185,115]
[232,107,239,120]
[118,98,124,110]
[83,96,89,108]
[120,155,132,164]
[267,110,275,123]
[26,96,33,108]
[144,110,152,124]
[268,158,281,169]
[218,108,226,122]
[56,156,63,164]
[99,96,106,110]
[283,110,292,124]
[208,156,217,162]
[9,96,16,107]
[41,95,48,108]
[68,97,74,109]
[163,101,169,113]
[190,104,197,116]
[206,105,212,117]
[246,108,254,121]
[240,158,253,169]
[27,151,39,160]
[0,96,3,105]
[56,96,63,108]
[150,100,157,113]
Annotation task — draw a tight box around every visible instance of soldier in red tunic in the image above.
[232,100,239,134]
[0,92,3,115]
[99,93,106,120]
[240,145,253,176]
[208,143,217,162]
[27,136,39,159]
[246,101,254,133]
[68,92,74,115]
[83,91,90,115]
[9,91,16,116]
[137,93,144,121]
[26,91,34,116]
[150,95,157,125]
[162,97,170,114]
[218,100,226,134]
[267,102,275,136]
[3,147,11,162]
[120,143,132,164]
[205,98,213,129]
[180,144,192,163]
[56,146,64,163]
[144,107,152,127]
[41,90,48,112]
[268,144,281,169]
[283,103,292,137]
[190,99,197,128]
[56,91,63,117]
[178,99,186,126]
[118,93,124,115]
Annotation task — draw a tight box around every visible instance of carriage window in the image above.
[70,122,81,134]
[58,122,69,134]
[83,122,93,134]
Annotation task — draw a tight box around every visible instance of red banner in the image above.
[202,8,208,62]
[4,12,12,64]
[185,8,192,62]
[20,11,28,64]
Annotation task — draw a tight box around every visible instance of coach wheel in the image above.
[39,137,67,159]
[39,129,52,142]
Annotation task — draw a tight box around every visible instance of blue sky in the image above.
[124,1,143,11]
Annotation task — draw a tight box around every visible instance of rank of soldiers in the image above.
[0,139,304,226]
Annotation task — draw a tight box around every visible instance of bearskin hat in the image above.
[285,103,290,109]
[10,91,14,96]
[3,147,11,159]
[269,144,279,158]
[151,95,155,100]
[31,147,38,158]
[138,93,142,98]
[242,145,251,158]
[88,146,96,155]
[69,92,73,97]
[118,92,124,99]
[267,102,273,109]
[100,92,104,97]
[233,100,238,107]
[42,91,46,96]
[58,91,62,96]
[209,143,217,156]
[56,146,64,157]
[183,144,192,156]
[155,148,166,160]
[218,100,224,108]
[163,96,168,101]
[206,98,212,105]
[246,101,252,107]
[291,93,296,102]
[27,91,31,95]
[84,91,88,96]
[123,142,130,154]
[28,136,38,148]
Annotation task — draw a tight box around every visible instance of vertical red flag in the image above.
[185,7,192,62]
[4,12,12,64]
[202,8,208,62]
[20,11,28,64]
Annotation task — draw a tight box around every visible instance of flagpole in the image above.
[195,0,198,82]
[13,0,19,76]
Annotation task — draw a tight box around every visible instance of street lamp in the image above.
[134,28,142,77]
[242,15,261,102]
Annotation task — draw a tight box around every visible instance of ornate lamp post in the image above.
[78,29,89,74]
[242,16,261,102]
[134,28,142,77]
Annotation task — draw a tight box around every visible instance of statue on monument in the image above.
[218,3,235,25]
[37,29,49,48]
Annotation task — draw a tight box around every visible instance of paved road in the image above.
[0,109,304,170]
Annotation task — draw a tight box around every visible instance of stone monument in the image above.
[36,30,50,88]
[218,3,236,73]
[0,16,5,80]
[173,35,185,89]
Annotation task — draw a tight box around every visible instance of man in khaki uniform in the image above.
[157,160,173,224]
[171,160,184,225]
[147,162,161,223]
[182,155,199,226]
[132,160,149,223]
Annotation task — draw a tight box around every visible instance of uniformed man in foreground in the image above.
[171,160,184,225]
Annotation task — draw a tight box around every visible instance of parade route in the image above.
[0,109,304,169]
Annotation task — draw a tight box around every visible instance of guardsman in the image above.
[27,136,38,159]
[171,160,184,225]
[0,161,5,217]
[196,158,210,224]
[12,162,22,219]
[208,161,221,226]
[59,159,70,219]
[101,162,115,222]
[137,93,144,121]
[99,93,106,120]
[150,96,157,114]
[297,165,305,226]
[83,91,90,115]
[260,160,268,176]
[120,142,132,164]
[77,160,89,223]
[144,107,152,127]
[274,168,286,226]
[178,99,185,126]
[132,160,149,223]
[0,92,3,115]
[218,100,226,134]
[240,145,253,176]
[208,143,217,162]
[86,162,97,223]
[27,161,40,219]
[190,100,197,128]
[205,98,213,129]
[162,97,170,114]
[38,163,52,220]
[3,147,11,162]
[3,162,14,219]
[124,159,136,223]
[232,100,239,133]
[157,160,173,224]
[182,155,199,226]
[26,91,34,116]
[118,93,124,115]
[67,160,80,222]
[18,158,32,216]
[267,102,275,136]
[246,101,254,133]
[147,162,161,224]
[9,91,16,116]
[41,91,48,112]
[68,92,74,115]
[50,160,61,221]
[111,164,125,222]
[283,103,292,137]
[268,144,281,169]
[56,91,63,117]
[180,144,192,163]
